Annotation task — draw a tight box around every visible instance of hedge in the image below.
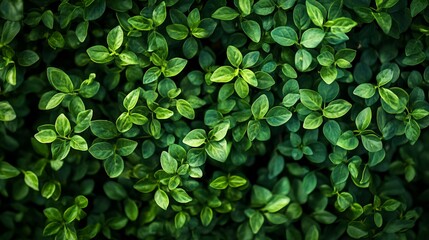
[1,0,429,239]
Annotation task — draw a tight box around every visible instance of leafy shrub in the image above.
[1,0,429,239]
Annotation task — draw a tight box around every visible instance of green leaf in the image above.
[104,154,124,178]
[155,189,169,210]
[124,199,138,221]
[55,114,71,137]
[405,119,420,143]
[379,87,399,110]
[331,163,349,186]
[411,108,429,120]
[303,112,323,129]
[47,67,74,93]
[154,107,174,119]
[210,66,237,83]
[75,109,93,133]
[249,211,264,234]
[373,12,392,34]
[325,17,358,33]
[271,26,298,46]
[183,129,207,147]
[300,28,325,48]
[241,20,261,43]
[347,222,368,239]
[175,212,187,228]
[320,65,338,84]
[17,50,40,66]
[209,121,230,141]
[281,64,298,78]
[323,120,342,145]
[115,138,138,156]
[0,0,23,21]
[0,161,20,179]
[317,51,335,67]
[228,175,247,188]
[76,21,89,42]
[251,94,269,119]
[176,99,195,120]
[160,151,178,174]
[299,89,322,111]
[227,45,243,68]
[302,172,317,194]
[128,16,153,31]
[89,142,114,160]
[90,120,118,139]
[164,58,187,77]
[171,188,192,203]
[356,107,372,131]
[262,195,291,212]
[0,101,16,122]
[212,7,240,20]
[166,24,189,40]
[353,83,376,99]
[238,0,252,16]
[87,45,114,64]
[116,113,133,133]
[337,131,359,150]
[242,51,260,69]
[266,106,292,126]
[240,69,258,87]
[107,25,123,52]
[306,0,325,27]
[411,0,428,17]
[152,1,166,27]
[322,99,352,119]
[235,77,249,98]
[42,10,54,29]
[24,170,39,191]
[295,49,312,72]
[376,69,393,86]
[210,175,228,189]
[143,66,161,84]
[123,88,140,111]
[70,135,88,151]
[205,139,228,162]
[361,134,383,152]
[43,222,62,236]
[63,205,79,223]
[376,0,399,9]
[200,206,213,226]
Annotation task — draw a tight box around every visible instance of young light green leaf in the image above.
[227,45,243,68]
[356,107,372,131]
[70,135,88,151]
[55,114,71,137]
[353,83,376,99]
[176,99,195,120]
[300,28,325,48]
[161,151,178,174]
[205,139,228,162]
[210,66,237,83]
[24,170,39,191]
[107,25,123,52]
[183,129,207,147]
[251,94,269,119]
[155,189,169,210]
[47,67,74,93]
[322,99,352,119]
[299,89,323,111]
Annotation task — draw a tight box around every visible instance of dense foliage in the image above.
[1,0,429,239]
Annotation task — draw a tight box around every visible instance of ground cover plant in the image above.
[1,0,429,239]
